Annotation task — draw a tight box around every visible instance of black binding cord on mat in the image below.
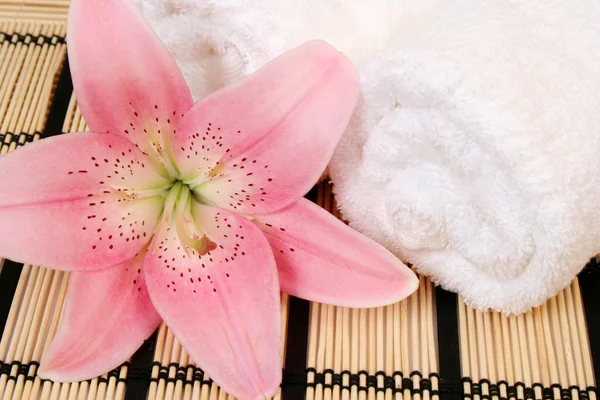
[303,369,441,395]
[435,286,463,400]
[1,131,44,147]
[296,368,598,400]
[579,258,600,383]
[462,377,598,400]
[0,32,65,47]
[145,361,208,386]
[0,359,126,385]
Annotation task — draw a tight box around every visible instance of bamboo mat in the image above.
[0,1,68,22]
[0,13,599,400]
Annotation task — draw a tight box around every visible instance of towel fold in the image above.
[330,0,600,313]
[133,0,431,99]
[135,0,600,313]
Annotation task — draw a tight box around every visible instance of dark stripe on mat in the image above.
[282,297,311,400]
[0,260,24,338]
[435,286,463,400]
[43,57,73,138]
[579,258,600,384]
[125,331,158,400]
[281,186,318,399]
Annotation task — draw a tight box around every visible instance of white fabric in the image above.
[135,0,600,314]
[133,0,433,99]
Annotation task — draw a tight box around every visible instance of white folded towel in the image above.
[135,0,600,314]
[132,0,433,99]
[330,0,600,313]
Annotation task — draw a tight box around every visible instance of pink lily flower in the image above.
[0,0,418,398]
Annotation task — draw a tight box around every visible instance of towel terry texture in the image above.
[135,0,600,314]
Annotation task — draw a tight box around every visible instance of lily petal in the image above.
[144,202,281,400]
[38,251,161,382]
[174,40,358,214]
[253,199,419,307]
[0,132,168,270]
[67,0,193,157]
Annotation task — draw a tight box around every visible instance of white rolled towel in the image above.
[330,0,600,313]
[132,0,433,99]
[135,0,600,313]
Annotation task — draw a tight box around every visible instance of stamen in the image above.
[174,185,216,257]
[137,119,180,180]
[182,163,223,189]
[163,182,183,224]
[153,182,219,257]
[111,185,170,203]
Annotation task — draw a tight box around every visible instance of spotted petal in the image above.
[174,40,358,214]
[144,202,281,400]
[39,251,161,381]
[253,199,419,307]
[0,132,168,270]
[67,0,193,160]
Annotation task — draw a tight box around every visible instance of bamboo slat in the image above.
[0,20,64,156]
[0,1,69,22]
[458,281,596,400]
[305,183,439,400]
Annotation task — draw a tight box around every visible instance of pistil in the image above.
[153,181,217,257]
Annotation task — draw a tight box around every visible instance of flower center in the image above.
[158,181,216,257]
